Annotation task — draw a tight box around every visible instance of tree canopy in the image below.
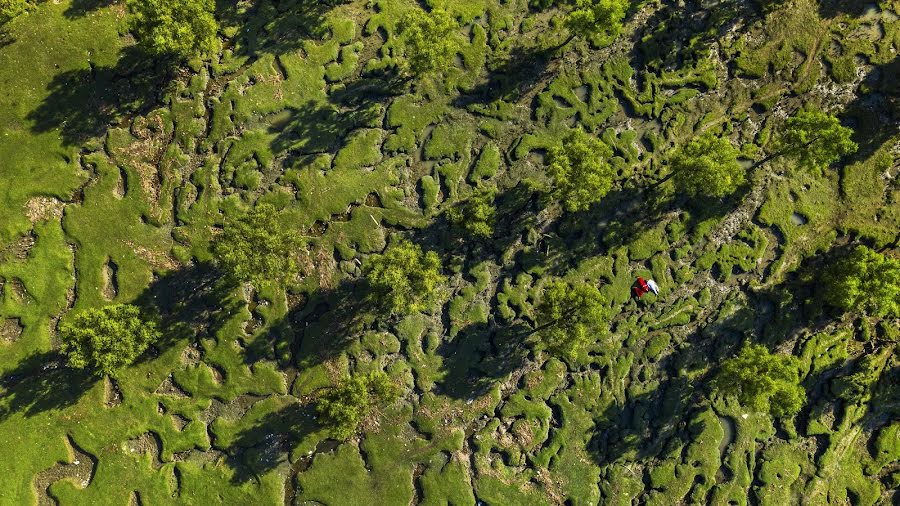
[212,203,304,288]
[446,186,497,238]
[0,0,33,22]
[535,280,607,359]
[396,7,462,78]
[126,0,218,59]
[776,109,858,172]
[712,343,806,418]
[364,239,446,315]
[564,0,630,45]
[822,246,900,318]
[546,129,616,212]
[316,371,398,440]
[669,133,745,197]
[60,304,161,377]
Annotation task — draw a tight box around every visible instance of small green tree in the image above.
[446,187,497,238]
[212,204,304,288]
[317,371,399,440]
[0,0,33,23]
[822,246,900,318]
[563,0,630,46]
[535,280,607,359]
[776,109,858,172]
[546,129,616,212]
[667,133,745,197]
[396,7,462,78]
[364,239,446,315]
[712,343,806,418]
[60,304,161,376]
[126,0,218,59]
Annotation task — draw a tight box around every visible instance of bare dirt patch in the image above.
[101,258,119,300]
[24,196,65,223]
[104,376,123,408]
[0,318,24,344]
[32,435,97,506]
[154,374,191,398]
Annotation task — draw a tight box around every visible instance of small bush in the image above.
[60,304,161,377]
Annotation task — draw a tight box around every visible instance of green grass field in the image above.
[0,0,897,504]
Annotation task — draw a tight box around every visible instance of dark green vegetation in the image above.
[712,343,806,419]
[535,280,607,359]
[60,304,161,376]
[364,239,445,315]
[317,371,399,440]
[212,203,305,288]
[823,245,900,317]
[126,0,218,59]
[0,0,897,504]
[547,128,616,211]
[667,133,745,197]
[397,7,463,78]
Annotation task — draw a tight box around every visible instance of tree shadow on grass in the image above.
[27,46,172,147]
[630,0,761,76]
[269,99,382,165]
[436,322,532,400]
[587,307,754,467]
[223,0,339,59]
[542,184,737,276]
[752,242,859,345]
[223,400,320,485]
[0,262,241,422]
[0,28,14,50]
[453,44,556,107]
[817,0,875,19]
[132,261,244,360]
[0,351,96,422]
[839,56,899,164]
[240,276,378,373]
[63,0,116,19]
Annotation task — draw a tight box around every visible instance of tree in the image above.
[363,239,445,315]
[316,371,398,440]
[0,0,33,23]
[446,186,497,238]
[126,0,218,59]
[822,246,900,318]
[212,204,304,288]
[712,343,806,418]
[546,129,616,212]
[776,109,858,172]
[563,0,630,47]
[535,280,607,359]
[396,7,462,78]
[666,133,745,197]
[60,304,161,377]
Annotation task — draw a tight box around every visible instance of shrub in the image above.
[397,7,462,78]
[446,186,497,238]
[546,129,616,212]
[364,239,446,315]
[0,0,34,23]
[712,343,806,418]
[822,245,900,318]
[60,304,161,376]
[212,204,305,288]
[669,133,745,197]
[317,371,399,440]
[776,109,857,173]
[126,0,218,59]
[564,0,630,45]
[535,280,607,359]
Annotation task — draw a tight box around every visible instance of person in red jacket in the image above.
[633,277,650,298]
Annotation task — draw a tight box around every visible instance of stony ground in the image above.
[0,0,898,504]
